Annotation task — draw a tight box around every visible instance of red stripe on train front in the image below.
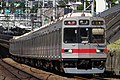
[61,49,64,53]
[72,49,96,53]
[61,49,96,53]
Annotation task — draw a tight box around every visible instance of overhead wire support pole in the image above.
[6,0,9,32]
[41,0,45,26]
[83,0,95,16]
[84,0,86,11]
[53,0,56,20]
[26,0,28,30]
[91,0,94,16]
[37,0,42,27]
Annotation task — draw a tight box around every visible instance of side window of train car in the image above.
[59,28,62,45]
[41,35,43,54]
[52,31,54,46]
[49,32,52,48]
[55,31,57,46]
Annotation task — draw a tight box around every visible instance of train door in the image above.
[77,27,93,69]
[78,27,92,58]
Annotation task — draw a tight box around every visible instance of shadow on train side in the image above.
[0,45,9,58]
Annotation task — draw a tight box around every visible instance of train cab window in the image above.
[79,28,90,43]
[64,28,78,43]
[64,28,91,43]
[92,28,105,43]
[63,27,105,43]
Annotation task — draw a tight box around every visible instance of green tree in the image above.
[30,3,39,13]
[77,4,84,10]
[58,0,66,7]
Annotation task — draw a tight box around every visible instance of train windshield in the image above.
[92,28,105,43]
[64,27,105,43]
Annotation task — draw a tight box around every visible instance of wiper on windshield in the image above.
[92,35,100,46]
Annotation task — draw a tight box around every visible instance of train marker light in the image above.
[92,21,104,25]
[96,49,101,53]
[64,21,77,25]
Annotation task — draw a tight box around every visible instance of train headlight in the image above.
[96,49,101,53]
[68,49,72,53]
[96,49,104,53]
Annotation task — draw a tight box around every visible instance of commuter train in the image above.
[9,13,107,74]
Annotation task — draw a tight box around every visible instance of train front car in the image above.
[61,15,107,74]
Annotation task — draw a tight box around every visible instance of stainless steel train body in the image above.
[9,13,107,74]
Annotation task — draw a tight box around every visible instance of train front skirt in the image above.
[64,68,105,74]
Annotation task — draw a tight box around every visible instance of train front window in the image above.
[92,28,105,43]
[79,28,90,43]
[63,28,105,43]
[64,28,78,43]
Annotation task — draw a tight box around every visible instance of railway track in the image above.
[0,58,40,80]
[1,58,120,80]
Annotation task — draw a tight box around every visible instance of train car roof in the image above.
[64,12,92,17]
[13,12,93,40]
